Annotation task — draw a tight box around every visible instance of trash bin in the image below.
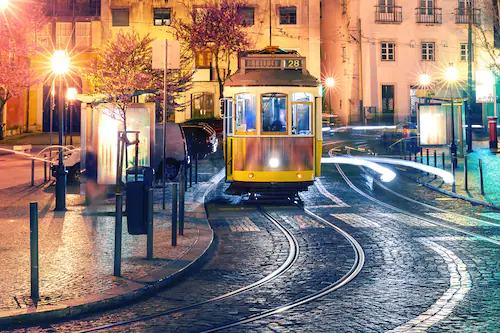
[126,166,155,235]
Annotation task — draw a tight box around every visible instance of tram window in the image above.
[262,93,287,133]
[292,103,311,135]
[235,94,257,133]
[292,92,312,102]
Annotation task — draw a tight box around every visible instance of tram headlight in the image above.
[296,173,303,179]
[248,173,254,178]
[269,157,280,169]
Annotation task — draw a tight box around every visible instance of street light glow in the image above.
[66,87,77,101]
[52,50,70,75]
[445,66,458,82]
[419,73,431,86]
[325,77,336,88]
[0,0,8,10]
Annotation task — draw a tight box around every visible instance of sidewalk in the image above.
[397,140,500,209]
[0,155,224,328]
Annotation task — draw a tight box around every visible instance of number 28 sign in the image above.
[284,59,302,69]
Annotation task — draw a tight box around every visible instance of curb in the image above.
[0,168,225,329]
[406,173,500,211]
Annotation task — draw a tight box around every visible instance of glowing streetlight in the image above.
[325,77,336,88]
[419,73,431,86]
[445,65,458,169]
[52,50,70,211]
[0,0,8,10]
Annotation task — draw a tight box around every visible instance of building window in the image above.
[341,46,346,62]
[279,6,297,25]
[56,22,72,49]
[238,7,255,27]
[460,43,473,61]
[420,0,434,14]
[381,42,395,61]
[75,22,91,49]
[112,8,129,27]
[196,52,211,69]
[154,8,171,26]
[192,93,214,119]
[421,42,435,61]
[37,24,51,49]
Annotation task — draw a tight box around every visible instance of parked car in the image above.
[181,124,218,159]
[51,148,82,184]
[183,117,223,136]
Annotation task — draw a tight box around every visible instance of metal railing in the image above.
[455,8,480,25]
[375,5,403,23]
[415,7,442,24]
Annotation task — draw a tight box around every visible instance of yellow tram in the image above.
[222,46,322,196]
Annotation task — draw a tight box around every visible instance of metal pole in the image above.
[44,154,47,182]
[31,159,35,186]
[450,89,458,168]
[464,155,468,191]
[184,157,188,190]
[434,150,437,167]
[451,154,456,193]
[69,101,73,146]
[55,75,66,211]
[420,147,423,163]
[147,188,153,259]
[172,183,178,246]
[114,193,123,277]
[479,159,485,195]
[466,1,473,153]
[162,40,169,210]
[179,164,185,236]
[30,202,39,301]
[49,87,54,161]
[189,155,193,188]
[442,152,445,170]
[426,148,429,165]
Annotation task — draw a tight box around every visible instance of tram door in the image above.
[221,98,234,181]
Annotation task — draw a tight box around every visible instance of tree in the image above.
[0,1,48,138]
[173,0,251,98]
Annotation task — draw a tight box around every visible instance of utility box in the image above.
[126,166,155,235]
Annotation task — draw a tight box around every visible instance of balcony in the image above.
[415,8,442,24]
[45,0,101,18]
[455,8,480,25]
[375,5,402,23]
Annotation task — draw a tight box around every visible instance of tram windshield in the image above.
[262,93,287,133]
[235,94,257,133]
[292,93,312,135]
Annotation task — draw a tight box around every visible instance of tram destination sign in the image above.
[284,59,302,69]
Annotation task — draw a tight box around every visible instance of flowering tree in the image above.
[173,0,251,97]
[0,1,48,137]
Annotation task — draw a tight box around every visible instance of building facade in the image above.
[321,0,498,126]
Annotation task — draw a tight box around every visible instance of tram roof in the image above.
[226,69,319,87]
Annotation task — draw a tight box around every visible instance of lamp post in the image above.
[0,0,8,9]
[446,65,458,168]
[52,50,70,211]
[0,0,8,140]
[324,77,335,124]
[66,87,77,146]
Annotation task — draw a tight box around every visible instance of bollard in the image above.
[426,149,430,166]
[147,188,154,259]
[433,150,437,168]
[464,155,468,191]
[114,193,123,277]
[195,153,199,184]
[31,159,35,186]
[189,155,193,188]
[179,164,185,236]
[442,152,445,170]
[172,183,178,246]
[44,154,47,182]
[488,116,498,149]
[420,147,423,163]
[30,202,39,301]
[479,159,485,195]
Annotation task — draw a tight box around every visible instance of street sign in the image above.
[152,40,180,70]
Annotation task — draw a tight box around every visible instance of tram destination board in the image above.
[284,59,302,69]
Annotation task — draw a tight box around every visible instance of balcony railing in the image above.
[375,5,402,23]
[415,8,442,24]
[44,0,101,17]
[455,8,480,25]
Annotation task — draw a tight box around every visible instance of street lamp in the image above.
[419,73,431,86]
[52,50,70,211]
[445,65,458,168]
[0,0,8,10]
[66,87,77,146]
[325,77,336,88]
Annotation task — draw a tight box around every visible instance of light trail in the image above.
[321,156,396,182]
